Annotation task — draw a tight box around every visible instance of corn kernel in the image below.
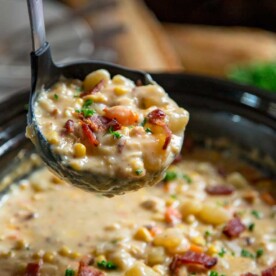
[47,131,59,145]
[0,251,14,258]
[207,244,218,255]
[70,160,82,171]
[134,227,153,243]
[33,250,44,259]
[112,75,127,85]
[70,251,81,259]
[114,86,129,96]
[58,246,71,257]
[14,240,28,250]
[190,236,205,246]
[74,143,86,158]
[43,251,56,263]
[84,93,108,103]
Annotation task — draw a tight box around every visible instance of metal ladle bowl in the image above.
[26,0,171,196]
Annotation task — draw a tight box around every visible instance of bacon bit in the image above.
[78,260,104,276]
[104,106,138,126]
[170,251,217,274]
[86,116,108,132]
[80,80,104,97]
[147,109,166,126]
[117,139,126,153]
[261,192,276,206]
[205,185,235,195]
[241,273,258,276]
[223,217,246,238]
[261,263,276,276]
[217,167,227,178]
[147,226,162,237]
[165,207,182,224]
[64,119,74,134]
[24,262,41,276]
[242,190,257,204]
[106,118,121,131]
[189,244,204,254]
[81,123,99,146]
[147,109,172,150]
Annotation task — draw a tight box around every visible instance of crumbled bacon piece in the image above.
[223,217,246,238]
[241,273,258,276]
[147,109,172,150]
[106,118,121,131]
[24,262,41,276]
[205,185,235,195]
[262,264,276,276]
[169,251,217,273]
[82,123,99,146]
[261,192,276,206]
[147,109,166,126]
[80,80,104,97]
[172,154,182,164]
[78,260,104,276]
[165,207,182,224]
[64,119,74,134]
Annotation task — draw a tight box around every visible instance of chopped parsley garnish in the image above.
[256,248,264,259]
[83,99,93,108]
[135,169,143,175]
[141,118,147,126]
[248,223,255,232]
[108,127,122,139]
[97,260,117,270]
[164,171,178,182]
[218,248,226,257]
[145,127,152,133]
[82,109,95,117]
[170,194,177,199]
[251,210,262,219]
[204,230,212,238]
[241,249,255,259]
[183,174,192,183]
[65,269,75,276]
[54,94,59,100]
[73,87,83,97]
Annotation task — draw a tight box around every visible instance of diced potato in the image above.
[153,228,183,249]
[83,69,110,91]
[197,203,231,225]
[179,199,202,218]
[226,172,249,189]
[134,227,153,242]
[125,262,159,276]
[147,247,166,266]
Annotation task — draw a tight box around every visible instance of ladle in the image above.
[26,0,170,196]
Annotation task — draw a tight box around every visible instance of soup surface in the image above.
[0,146,275,276]
[28,69,189,195]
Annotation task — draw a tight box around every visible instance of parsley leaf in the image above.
[65,269,75,276]
[164,171,178,182]
[54,94,59,100]
[135,169,143,175]
[81,108,95,117]
[204,230,212,238]
[108,127,122,139]
[97,260,117,270]
[251,210,262,219]
[241,249,255,259]
[218,248,226,257]
[256,248,264,259]
[141,118,147,126]
[183,174,192,183]
[83,99,93,108]
[248,223,255,232]
[145,127,152,133]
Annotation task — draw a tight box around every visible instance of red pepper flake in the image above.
[165,206,182,225]
[205,185,235,196]
[81,123,99,146]
[223,217,246,239]
[24,262,41,276]
[261,263,276,276]
[170,251,217,274]
[80,80,104,97]
[241,273,259,276]
[64,119,74,134]
[78,260,104,276]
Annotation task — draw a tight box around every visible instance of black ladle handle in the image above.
[27,0,46,52]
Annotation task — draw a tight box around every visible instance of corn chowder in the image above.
[27,69,189,195]
[0,146,275,276]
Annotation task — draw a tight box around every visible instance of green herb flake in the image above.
[248,223,255,232]
[218,248,226,257]
[170,194,177,200]
[256,248,264,259]
[204,230,212,238]
[81,108,95,118]
[108,127,122,139]
[145,127,152,133]
[135,169,143,175]
[65,269,75,276]
[83,99,93,108]
[183,174,192,183]
[97,260,117,270]
[241,249,255,259]
[209,272,219,276]
[54,94,59,100]
[164,171,178,182]
[141,118,147,126]
[75,109,81,113]
[251,210,262,219]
